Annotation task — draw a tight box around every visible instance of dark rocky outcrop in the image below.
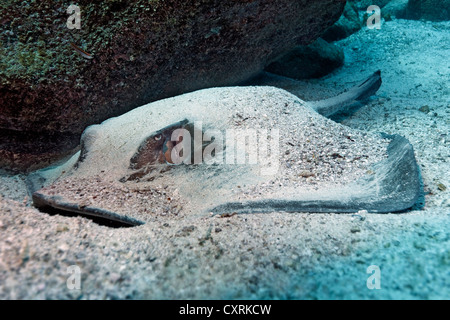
[0,0,345,172]
[322,2,362,42]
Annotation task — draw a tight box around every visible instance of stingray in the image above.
[30,71,421,226]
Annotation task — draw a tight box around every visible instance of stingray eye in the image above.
[154,134,162,141]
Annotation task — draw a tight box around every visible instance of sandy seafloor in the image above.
[0,18,449,299]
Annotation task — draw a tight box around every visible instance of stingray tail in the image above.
[310,70,382,117]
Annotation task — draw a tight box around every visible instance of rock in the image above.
[419,105,430,114]
[298,170,315,178]
[322,2,362,42]
[350,227,361,233]
[322,1,405,42]
[0,0,345,172]
[375,0,450,21]
[350,0,392,10]
[265,38,344,79]
[403,0,450,21]
[56,224,69,233]
[177,225,196,237]
[382,0,409,19]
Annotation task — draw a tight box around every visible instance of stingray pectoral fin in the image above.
[358,133,422,212]
[26,151,81,194]
[310,70,382,117]
[32,192,144,226]
[208,134,422,215]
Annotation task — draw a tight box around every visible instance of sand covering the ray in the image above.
[33,86,390,222]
